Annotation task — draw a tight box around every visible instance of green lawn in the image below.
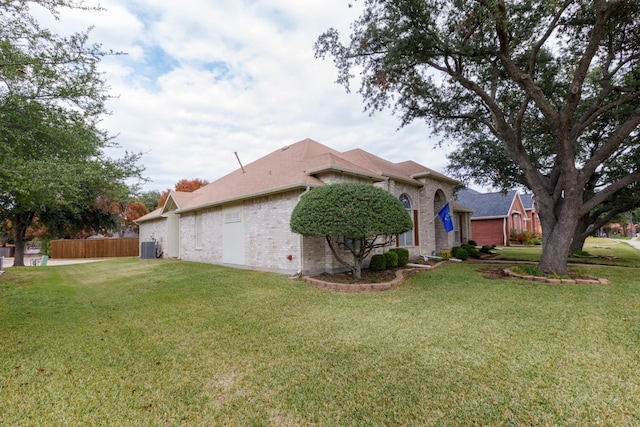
[495,236,640,267]
[1,248,640,425]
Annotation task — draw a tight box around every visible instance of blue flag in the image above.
[438,202,454,233]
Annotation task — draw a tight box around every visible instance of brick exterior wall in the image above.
[467,193,531,247]
[180,206,224,264]
[138,218,167,256]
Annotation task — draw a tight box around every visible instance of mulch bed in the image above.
[314,268,402,284]
[478,266,609,284]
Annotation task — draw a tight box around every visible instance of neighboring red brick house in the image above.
[455,189,529,246]
[520,193,541,235]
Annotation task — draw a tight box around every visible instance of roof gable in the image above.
[341,149,423,185]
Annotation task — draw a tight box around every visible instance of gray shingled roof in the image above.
[520,193,535,210]
[455,188,518,218]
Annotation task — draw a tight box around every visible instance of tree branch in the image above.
[582,171,640,214]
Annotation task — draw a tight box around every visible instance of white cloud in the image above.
[41,0,454,192]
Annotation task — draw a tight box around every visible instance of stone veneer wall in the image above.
[417,179,455,256]
[375,180,423,260]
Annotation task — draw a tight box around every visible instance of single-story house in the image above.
[137,138,469,275]
[455,188,529,246]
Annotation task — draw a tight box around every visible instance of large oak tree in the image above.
[315,0,640,275]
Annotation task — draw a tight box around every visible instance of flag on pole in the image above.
[438,202,454,233]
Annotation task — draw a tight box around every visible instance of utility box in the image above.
[140,242,156,259]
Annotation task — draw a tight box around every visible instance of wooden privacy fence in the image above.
[50,238,139,259]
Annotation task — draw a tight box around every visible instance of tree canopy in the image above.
[156,178,210,209]
[315,0,640,275]
[290,182,412,278]
[0,0,143,265]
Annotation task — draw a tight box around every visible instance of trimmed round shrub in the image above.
[480,245,493,254]
[461,243,481,258]
[467,240,478,247]
[452,247,468,260]
[384,251,399,269]
[389,247,409,267]
[370,254,387,271]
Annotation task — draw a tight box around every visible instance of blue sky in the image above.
[37,0,455,192]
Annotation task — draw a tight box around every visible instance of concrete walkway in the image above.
[619,236,640,251]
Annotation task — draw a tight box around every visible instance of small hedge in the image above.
[461,243,481,258]
[452,246,468,260]
[480,245,494,254]
[389,248,409,267]
[384,251,399,269]
[370,254,387,271]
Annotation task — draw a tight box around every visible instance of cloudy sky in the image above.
[39,0,456,193]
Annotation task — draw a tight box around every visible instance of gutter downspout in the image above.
[503,217,507,246]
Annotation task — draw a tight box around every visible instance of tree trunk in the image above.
[569,215,591,254]
[539,224,575,275]
[11,211,34,267]
[354,251,362,279]
[537,192,581,276]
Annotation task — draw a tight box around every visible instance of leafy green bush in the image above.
[480,245,493,254]
[461,243,481,258]
[389,248,409,267]
[452,247,468,260]
[440,249,451,260]
[384,251,399,269]
[510,229,542,245]
[290,182,413,278]
[467,240,478,247]
[370,254,387,271]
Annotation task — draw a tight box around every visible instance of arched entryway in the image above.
[433,190,448,254]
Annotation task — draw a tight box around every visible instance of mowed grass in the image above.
[1,250,640,426]
[495,236,640,267]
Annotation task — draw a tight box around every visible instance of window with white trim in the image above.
[398,194,414,246]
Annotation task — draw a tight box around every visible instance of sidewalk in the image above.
[620,236,640,250]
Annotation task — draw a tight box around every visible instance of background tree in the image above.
[290,182,413,278]
[316,0,640,275]
[447,126,640,253]
[0,1,144,266]
[156,178,209,209]
[122,200,149,234]
[138,190,162,212]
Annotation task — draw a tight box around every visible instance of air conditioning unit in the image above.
[140,241,156,259]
